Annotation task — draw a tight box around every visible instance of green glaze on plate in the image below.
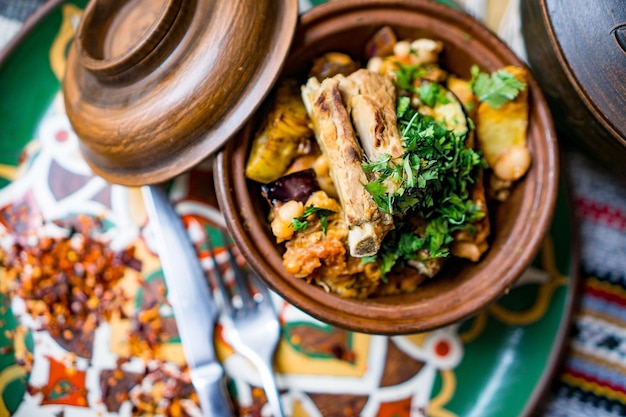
[0,1,577,416]
[0,2,83,189]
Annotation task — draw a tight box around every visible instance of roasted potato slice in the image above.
[476,66,531,182]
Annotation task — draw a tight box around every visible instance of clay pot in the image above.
[215,0,559,334]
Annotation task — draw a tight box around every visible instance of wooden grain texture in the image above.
[214,0,559,335]
[64,0,298,186]
[521,0,626,179]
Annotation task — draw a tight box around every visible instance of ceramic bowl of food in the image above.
[215,0,559,334]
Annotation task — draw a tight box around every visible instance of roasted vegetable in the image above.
[261,169,320,204]
[474,65,531,182]
[309,52,360,80]
[416,79,469,138]
[446,75,478,118]
[364,25,397,58]
[245,79,313,184]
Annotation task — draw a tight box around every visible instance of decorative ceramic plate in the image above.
[0,1,577,416]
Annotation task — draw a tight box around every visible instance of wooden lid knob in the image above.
[75,0,185,80]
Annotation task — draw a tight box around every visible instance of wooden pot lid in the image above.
[546,0,626,139]
[63,0,298,186]
[521,0,626,176]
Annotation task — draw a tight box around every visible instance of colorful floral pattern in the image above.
[0,2,575,416]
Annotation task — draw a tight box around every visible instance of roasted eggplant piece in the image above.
[364,26,398,59]
[261,169,320,204]
[309,52,360,80]
[415,79,469,138]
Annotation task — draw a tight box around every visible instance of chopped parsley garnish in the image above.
[292,206,336,234]
[362,96,485,274]
[470,65,526,109]
[364,96,483,217]
[394,63,451,108]
[393,63,428,93]
[417,81,451,107]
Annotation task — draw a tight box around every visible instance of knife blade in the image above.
[141,184,232,417]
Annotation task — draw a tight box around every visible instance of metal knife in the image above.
[141,185,233,417]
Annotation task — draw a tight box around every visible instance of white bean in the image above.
[493,145,532,181]
[393,41,411,58]
[270,200,304,242]
[409,38,443,65]
[277,200,305,222]
[366,56,383,73]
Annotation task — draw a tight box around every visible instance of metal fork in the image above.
[208,229,285,417]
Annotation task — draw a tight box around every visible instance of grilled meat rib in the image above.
[301,77,394,257]
[337,69,404,161]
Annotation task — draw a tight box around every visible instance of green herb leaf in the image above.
[291,205,336,234]
[470,65,526,109]
[362,153,392,173]
[393,63,427,93]
[362,97,485,276]
[417,82,451,107]
[397,96,412,117]
[291,217,308,232]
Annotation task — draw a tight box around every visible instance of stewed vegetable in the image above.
[245,26,530,298]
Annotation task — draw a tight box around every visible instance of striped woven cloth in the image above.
[455,0,626,412]
[540,150,626,417]
[1,0,625,416]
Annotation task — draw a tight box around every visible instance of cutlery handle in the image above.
[242,346,284,417]
[257,360,285,417]
[191,362,234,417]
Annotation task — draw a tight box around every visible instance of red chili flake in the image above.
[0,213,141,358]
[2,206,204,415]
[100,368,143,413]
[128,363,198,417]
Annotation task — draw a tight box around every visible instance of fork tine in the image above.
[205,231,235,317]
[248,271,272,307]
[211,230,285,417]
[217,229,254,310]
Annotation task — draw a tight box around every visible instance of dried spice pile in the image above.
[127,278,179,361]
[99,359,197,417]
[0,204,203,415]
[0,214,138,357]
